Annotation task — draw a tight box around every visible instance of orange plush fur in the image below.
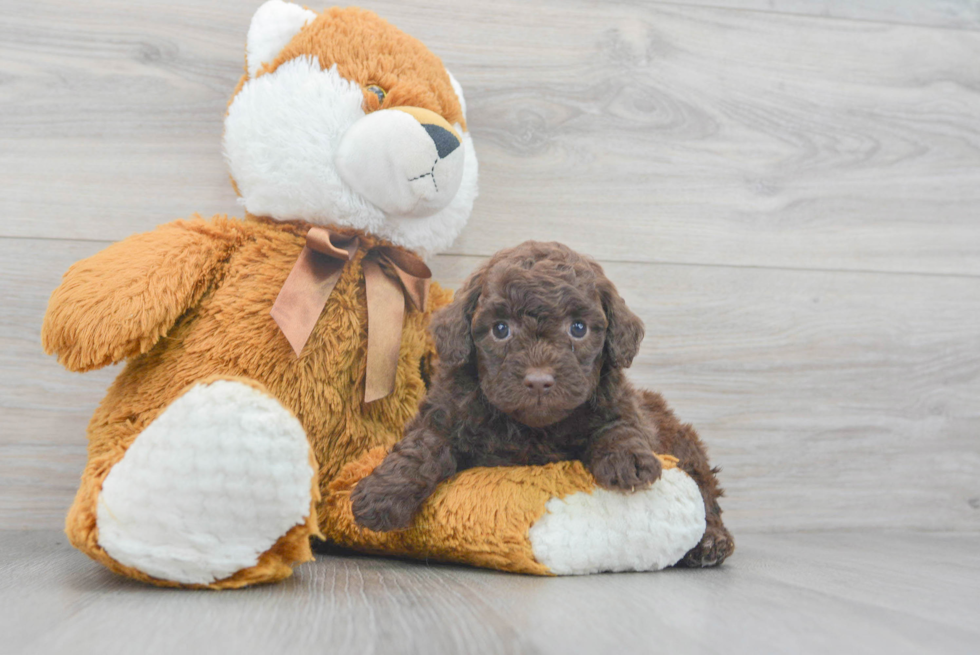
[47,211,679,586]
[264,8,466,130]
[45,216,451,588]
[326,449,682,575]
[43,6,704,588]
[225,8,466,199]
[43,7,474,588]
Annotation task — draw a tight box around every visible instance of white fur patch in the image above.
[385,126,476,257]
[246,0,317,78]
[96,380,315,585]
[224,56,478,257]
[447,70,467,119]
[528,468,706,575]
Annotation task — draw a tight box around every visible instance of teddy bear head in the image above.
[224,1,478,256]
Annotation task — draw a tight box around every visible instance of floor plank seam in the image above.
[641,0,980,33]
[8,236,980,280]
[439,251,980,281]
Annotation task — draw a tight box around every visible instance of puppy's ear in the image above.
[597,276,645,369]
[430,265,487,368]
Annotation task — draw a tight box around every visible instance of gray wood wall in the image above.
[2,0,978,534]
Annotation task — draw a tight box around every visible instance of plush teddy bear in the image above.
[42,1,707,589]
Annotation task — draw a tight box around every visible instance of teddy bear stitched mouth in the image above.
[406,124,460,192]
[408,157,441,192]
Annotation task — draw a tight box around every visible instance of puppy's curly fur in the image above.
[352,241,733,567]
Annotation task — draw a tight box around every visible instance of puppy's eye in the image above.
[366,85,386,104]
[491,321,510,340]
[569,321,588,339]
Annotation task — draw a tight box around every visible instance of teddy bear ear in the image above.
[246,0,317,78]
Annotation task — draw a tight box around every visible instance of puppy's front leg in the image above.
[586,423,663,493]
[351,427,457,532]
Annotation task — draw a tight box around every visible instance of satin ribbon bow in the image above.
[270,226,431,403]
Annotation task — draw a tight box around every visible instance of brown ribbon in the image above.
[270,226,431,403]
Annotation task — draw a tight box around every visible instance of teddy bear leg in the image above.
[66,377,320,589]
[526,464,708,575]
[323,449,706,576]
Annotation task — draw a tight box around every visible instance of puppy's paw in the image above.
[680,524,735,568]
[589,442,663,493]
[350,476,419,533]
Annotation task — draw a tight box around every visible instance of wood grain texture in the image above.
[2,2,979,535]
[0,238,116,529]
[2,1,979,274]
[655,0,980,30]
[2,530,979,655]
[431,256,980,533]
[4,239,978,532]
[3,0,979,648]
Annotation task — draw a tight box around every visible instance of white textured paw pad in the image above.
[528,468,706,575]
[96,380,314,584]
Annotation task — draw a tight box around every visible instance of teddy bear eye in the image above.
[366,85,386,104]
[491,321,510,340]
[569,321,588,339]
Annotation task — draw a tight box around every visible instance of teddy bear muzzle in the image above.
[334,106,466,219]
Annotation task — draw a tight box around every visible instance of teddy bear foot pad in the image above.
[527,467,707,575]
[95,379,316,585]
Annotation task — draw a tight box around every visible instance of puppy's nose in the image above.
[523,368,555,394]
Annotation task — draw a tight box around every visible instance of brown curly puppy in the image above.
[352,241,734,567]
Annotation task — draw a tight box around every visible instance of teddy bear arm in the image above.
[42,219,242,372]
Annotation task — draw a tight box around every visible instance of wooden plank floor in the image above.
[2,0,978,534]
[2,530,978,655]
[5,243,979,532]
[4,1,980,274]
[1,0,979,651]
[660,0,980,29]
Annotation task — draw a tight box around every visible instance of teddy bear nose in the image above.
[422,123,460,159]
[523,368,555,394]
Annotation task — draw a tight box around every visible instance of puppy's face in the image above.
[469,262,607,427]
[431,242,645,428]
